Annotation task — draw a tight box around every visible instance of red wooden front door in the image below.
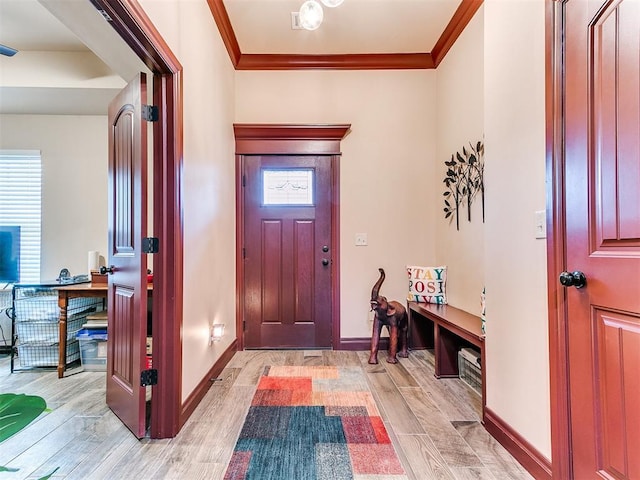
[106,73,149,438]
[243,155,332,348]
[564,1,640,477]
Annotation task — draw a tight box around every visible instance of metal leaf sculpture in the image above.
[443,141,484,230]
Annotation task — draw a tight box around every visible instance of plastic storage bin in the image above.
[77,329,108,371]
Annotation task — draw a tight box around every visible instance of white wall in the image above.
[435,6,485,315]
[0,51,122,89]
[484,0,550,459]
[434,2,551,459]
[0,114,108,349]
[235,70,437,339]
[0,114,108,280]
[0,51,125,115]
[139,0,237,400]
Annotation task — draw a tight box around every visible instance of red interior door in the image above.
[243,155,332,348]
[106,73,148,438]
[564,1,640,477]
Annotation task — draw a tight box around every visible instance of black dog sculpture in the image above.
[368,268,409,364]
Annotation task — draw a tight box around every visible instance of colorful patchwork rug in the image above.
[223,365,407,480]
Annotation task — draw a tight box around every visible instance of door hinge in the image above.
[96,9,113,22]
[142,105,159,122]
[242,175,246,187]
[141,368,158,386]
[243,320,246,331]
[142,237,159,254]
[242,247,246,259]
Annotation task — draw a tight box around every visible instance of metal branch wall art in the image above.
[443,141,484,230]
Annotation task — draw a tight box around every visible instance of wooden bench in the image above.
[407,301,485,400]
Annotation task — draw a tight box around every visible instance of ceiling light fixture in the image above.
[298,0,344,31]
[298,0,324,31]
[320,0,344,7]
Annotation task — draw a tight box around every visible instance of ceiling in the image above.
[222,0,462,54]
[212,0,480,69]
[0,0,479,114]
[0,0,91,52]
[0,0,145,115]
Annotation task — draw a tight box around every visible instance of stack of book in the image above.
[83,310,107,329]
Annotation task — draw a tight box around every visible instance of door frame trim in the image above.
[234,124,351,350]
[546,1,572,478]
[91,0,184,438]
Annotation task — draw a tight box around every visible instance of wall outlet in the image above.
[355,233,368,246]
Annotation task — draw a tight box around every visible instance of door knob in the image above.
[559,271,586,289]
[322,245,329,253]
[100,265,116,275]
[321,259,330,266]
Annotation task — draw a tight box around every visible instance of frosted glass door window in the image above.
[263,169,314,205]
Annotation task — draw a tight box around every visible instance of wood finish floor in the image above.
[0,350,533,479]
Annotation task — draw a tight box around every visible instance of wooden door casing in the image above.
[234,124,351,352]
[88,0,184,439]
[243,156,332,348]
[107,73,149,439]
[556,1,640,478]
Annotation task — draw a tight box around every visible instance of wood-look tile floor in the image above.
[0,350,533,479]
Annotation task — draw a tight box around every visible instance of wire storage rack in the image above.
[0,289,12,354]
[458,347,482,395]
[11,284,103,372]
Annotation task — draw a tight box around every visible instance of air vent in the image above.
[291,12,303,30]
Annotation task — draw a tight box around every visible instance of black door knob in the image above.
[559,271,586,289]
[100,265,116,275]
[321,259,329,266]
[322,245,329,253]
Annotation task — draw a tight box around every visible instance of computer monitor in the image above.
[0,226,20,284]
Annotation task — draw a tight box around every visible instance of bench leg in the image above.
[407,308,435,349]
[435,325,459,378]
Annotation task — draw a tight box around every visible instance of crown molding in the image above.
[236,53,433,70]
[209,0,483,71]
[432,0,484,67]
[207,0,241,67]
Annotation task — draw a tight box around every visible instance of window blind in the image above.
[0,150,42,284]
